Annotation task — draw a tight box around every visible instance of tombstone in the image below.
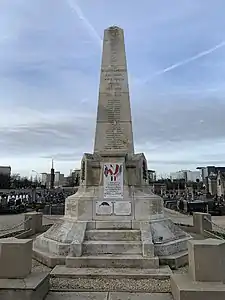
[33,26,191,269]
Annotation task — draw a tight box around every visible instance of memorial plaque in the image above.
[103,163,123,198]
[96,201,113,215]
[114,201,131,216]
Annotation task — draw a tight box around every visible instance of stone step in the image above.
[154,237,190,257]
[85,229,141,241]
[66,254,159,268]
[51,265,172,280]
[159,250,188,270]
[83,240,142,255]
[95,221,132,230]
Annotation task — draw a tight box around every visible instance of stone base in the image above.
[171,274,225,300]
[159,251,188,270]
[33,217,191,268]
[64,185,166,221]
[0,271,49,300]
[51,265,172,279]
[66,255,159,268]
[33,248,65,268]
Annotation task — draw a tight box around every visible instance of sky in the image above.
[1,0,225,178]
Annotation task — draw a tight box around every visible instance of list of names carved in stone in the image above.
[106,98,121,123]
[104,122,128,151]
[101,67,127,93]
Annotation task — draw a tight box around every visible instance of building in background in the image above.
[198,166,225,181]
[41,171,65,188]
[55,171,66,188]
[0,166,11,189]
[170,170,201,182]
[64,169,81,187]
[0,166,11,176]
[197,166,225,194]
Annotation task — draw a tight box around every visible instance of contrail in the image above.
[145,40,225,83]
[66,0,102,48]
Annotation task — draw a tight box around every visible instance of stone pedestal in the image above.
[188,239,225,282]
[193,212,212,234]
[0,237,49,300]
[0,238,32,279]
[25,212,43,234]
[171,239,225,300]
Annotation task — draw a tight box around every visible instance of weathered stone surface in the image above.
[140,222,154,257]
[24,212,43,234]
[66,255,159,269]
[51,265,172,279]
[159,250,188,270]
[33,220,86,258]
[94,26,134,155]
[0,271,49,300]
[0,238,32,279]
[171,274,225,300]
[188,239,225,282]
[85,229,141,241]
[83,241,142,255]
[192,212,212,234]
[46,292,108,300]
[109,292,172,300]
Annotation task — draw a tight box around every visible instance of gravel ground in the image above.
[172,265,188,275]
[50,278,171,293]
[32,259,51,273]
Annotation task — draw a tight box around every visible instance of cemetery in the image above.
[0,26,225,300]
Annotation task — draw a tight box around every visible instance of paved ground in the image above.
[46,292,172,300]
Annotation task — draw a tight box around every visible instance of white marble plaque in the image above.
[103,163,123,198]
[114,201,131,216]
[96,201,113,215]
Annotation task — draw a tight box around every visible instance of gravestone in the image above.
[33,26,191,269]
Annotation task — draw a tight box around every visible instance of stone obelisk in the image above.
[33,26,191,269]
[94,26,134,155]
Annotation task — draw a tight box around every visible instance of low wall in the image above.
[0,213,54,240]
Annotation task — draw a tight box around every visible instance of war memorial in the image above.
[1,26,225,300]
[33,26,191,269]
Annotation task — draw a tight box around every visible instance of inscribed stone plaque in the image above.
[114,201,131,216]
[96,201,113,215]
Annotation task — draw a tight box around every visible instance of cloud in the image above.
[145,40,225,82]
[1,0,225,176]
[66,0,102,47]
